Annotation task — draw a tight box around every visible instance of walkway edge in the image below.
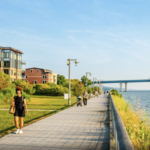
[110,94,135,150]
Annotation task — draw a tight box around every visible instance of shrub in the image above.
[26,88,36,95]
[0,88,15,104]
[73,82,84,97]
[34,84,50,95]
[111,89,122,98]
[0,72,11,91]
[34,83,68,96]
[87,87,93,94]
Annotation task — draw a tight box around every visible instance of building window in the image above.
[26,75,28,79]
[30,69,33,73]
[43,75,45,79]
[43,81,47,84]
[45,75,47,78]
[4,61,10,67]
[37,69,39,73]
[34,80,37,84]
[4,69,9,74]
[4,52,9,58]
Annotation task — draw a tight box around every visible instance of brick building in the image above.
[0,46,26,82]
[24,67,57,84]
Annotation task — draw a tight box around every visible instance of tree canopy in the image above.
[57,74,67,86]
[81,75,93,87]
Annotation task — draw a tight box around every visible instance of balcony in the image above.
[21,60,26,65]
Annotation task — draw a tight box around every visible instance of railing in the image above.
[110,94,134,150]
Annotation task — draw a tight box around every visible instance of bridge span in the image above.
[92,79,150,92]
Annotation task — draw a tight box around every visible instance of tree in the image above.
[57,74,67,85]
[0,72,11,91]
[81,75,93,87]
[73,82,84,97]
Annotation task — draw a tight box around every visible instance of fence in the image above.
[110,94,134,150]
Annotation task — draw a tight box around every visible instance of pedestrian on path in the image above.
[12,86,28,134]
[104,90,106,97]
[83,90,88,106]
[77,96,82,107]
[95,91,98,98]
[107,90,109,96]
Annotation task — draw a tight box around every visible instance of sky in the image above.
[1,0,150,90]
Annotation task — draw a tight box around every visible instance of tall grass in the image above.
[112,95,150,150]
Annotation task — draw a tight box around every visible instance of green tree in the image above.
[57,74,67,85]
[81,75,93,87]
[73,82,84,97]
[0,72,11,91]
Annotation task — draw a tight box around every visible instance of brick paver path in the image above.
[0,95,110,150]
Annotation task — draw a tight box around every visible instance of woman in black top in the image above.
[12,86,28,134]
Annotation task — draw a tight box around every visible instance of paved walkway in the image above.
[0,95,110,150]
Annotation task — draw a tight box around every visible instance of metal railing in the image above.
[110,94,135,150]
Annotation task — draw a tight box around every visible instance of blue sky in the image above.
[1,0,150,90]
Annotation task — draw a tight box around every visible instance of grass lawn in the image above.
[0,110,55,138]
[0,95,77,110]
[0,95,77,138]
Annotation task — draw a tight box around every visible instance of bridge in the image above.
[92,79,150,92]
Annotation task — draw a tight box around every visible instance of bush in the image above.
[0,72,11,91]
[111,89,122,98]
[34,84,68,96]
[34,84,50,95]
[13,80,33,94]
[0,88,31,104]
[87,87,93,94]
[0,88,15,104]
[26,88,36,95]
[73,82,84,97]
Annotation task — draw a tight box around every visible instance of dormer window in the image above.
[30,69,33,73]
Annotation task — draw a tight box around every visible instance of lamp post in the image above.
[86,72,91,92]
[93,78,97,91]
[67,59,79,105]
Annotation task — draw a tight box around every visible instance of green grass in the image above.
[0,95,77,138]
[0,95,77,110]
[0,110,54,137]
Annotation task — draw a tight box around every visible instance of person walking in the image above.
[77,96,82,107]
[107,90,109,96]
[104,90,106,97]
[12,86,28,134]
[83,90,88,106]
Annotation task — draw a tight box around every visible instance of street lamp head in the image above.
[75,59,79,66]
[67,60,70,65]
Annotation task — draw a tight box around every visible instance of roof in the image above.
[26,67,52,73]
[0,47,24,54]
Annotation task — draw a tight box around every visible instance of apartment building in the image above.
[0,46,25,81]
[24,67,57,84]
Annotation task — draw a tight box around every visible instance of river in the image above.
[120,91,150,116]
